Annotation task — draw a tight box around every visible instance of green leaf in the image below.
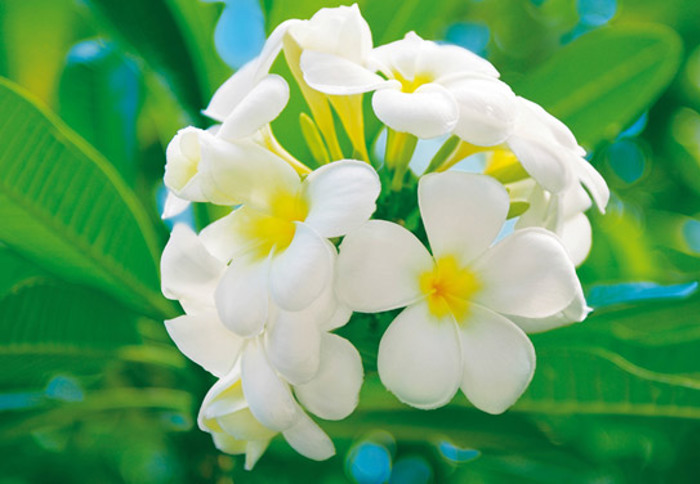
[0,78,172,318]
[0,278,141,389]
[85,0,207,117]
[1,387,192,438]
[0,247,46,297]
[513,24,682,150]
[57,41,142,183]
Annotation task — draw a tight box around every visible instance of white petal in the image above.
[372,83,459,138]
[517,97,582,154]
[560,212,592,266]
[241,341,299,431]
[165,310,242,377]
[199,206,269,262]
[244,440,271,470]
[200,138,300,213]
[266,305,322,385]
[508,134,573,194]
[294,333,363,420]
[419,173,509,264]
[215,257,269,338]
[161,191,191,219]
[204,61,259,122]
[198,364,245,431]
[161,224,225,311]
[164,127,207,199]
[336,220,433,312]
[508,283,590,333]
[447,77,516,146]
[269,223,333,311]
[322,303,352,331]
[371,32,422,80]
[301,50,388,95]
[218,74,289,141]
[377,302,462,409]
[290,4,372,63]
[472,228,581,318]
[282,410,335,461]
[217,408,277,441]
[210,432,247,455]
[575,157,609,213]
[414,35,500,79]
[458,304,535,414]
[203,19,296,121]
[303,160,381,238]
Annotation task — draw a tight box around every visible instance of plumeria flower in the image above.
[336,172,588,414]
[198,333,362,470]
[200,153,380,331]
[162,225,363,468]
[301,30,516,142]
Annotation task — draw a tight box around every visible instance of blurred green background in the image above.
[1,0,700,482]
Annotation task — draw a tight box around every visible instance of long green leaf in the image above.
[513,24,682,150]
[0,278,141,389]
[0,78,172,318]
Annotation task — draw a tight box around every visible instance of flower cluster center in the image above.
[418,255,480,320]
[248,191,309,258]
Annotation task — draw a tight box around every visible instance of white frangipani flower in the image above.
[301,30,516,143]
[161,225,364,468]
[336,172,587,414]
[198,355,361,470]
[200,154,380,333]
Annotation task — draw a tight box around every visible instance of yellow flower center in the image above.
[246,190,309,259]
[419,255,481,320]
[393,71,433,94]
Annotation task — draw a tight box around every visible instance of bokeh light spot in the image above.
[438,441,481,463]
[606,139,646,184]
[682,219,700,254]
[389,456,432,484]
[347,442,392,484]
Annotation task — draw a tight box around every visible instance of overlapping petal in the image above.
[266,305,322,385]
[457,304,535,414]
[294,333,363,420]
[471,228,581,318]
[161,224,225,312]
[447,77,516,146]
[372,84,459,138]
[165,310,243,377]
[215,257,269,337]
[302,160,381,237]
[269,222,333,311]
[241,341,299,431]
[281,410,335,461]
[419,173,509,265]
[377,302,462,409]
[337,220,433,312]
[301,50,388,95]
[218,74,290,141]
[200,138,300,213]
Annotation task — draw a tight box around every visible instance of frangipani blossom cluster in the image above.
[160,4,609,470]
